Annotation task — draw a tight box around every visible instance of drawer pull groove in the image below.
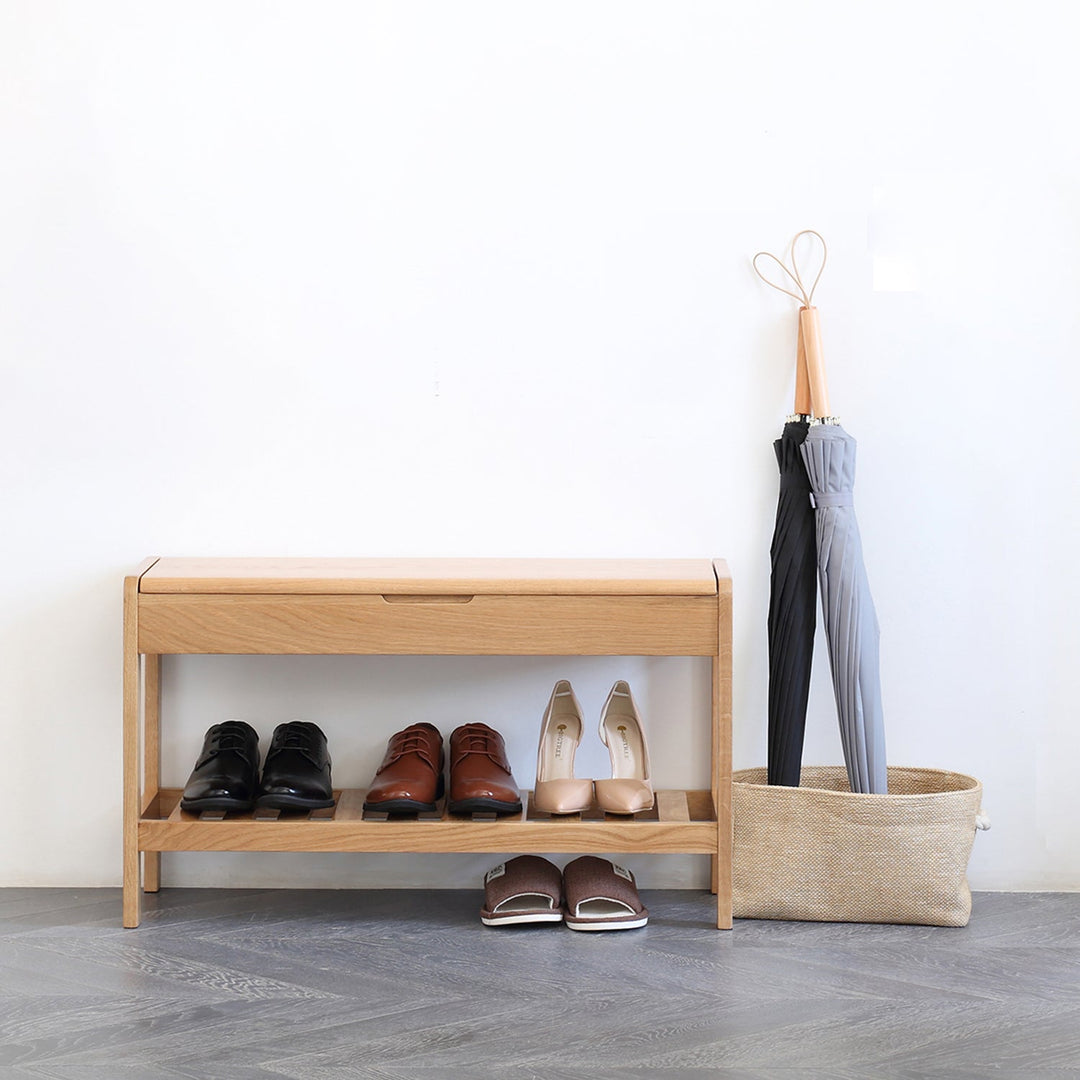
[380,594,475,605]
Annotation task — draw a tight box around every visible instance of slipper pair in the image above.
[481,855,648,931]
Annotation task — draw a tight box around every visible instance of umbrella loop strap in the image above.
[752,230,827,307]
[809,492,853,509]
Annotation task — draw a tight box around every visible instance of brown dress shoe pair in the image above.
[363,722,522,815]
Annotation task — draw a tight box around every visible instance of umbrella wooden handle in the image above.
[795,318,811,416]
[800,305,830,418]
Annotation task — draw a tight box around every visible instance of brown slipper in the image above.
[480,856,564,927]
[562,855,649,931]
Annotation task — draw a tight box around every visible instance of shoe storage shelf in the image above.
[123,557,733,929]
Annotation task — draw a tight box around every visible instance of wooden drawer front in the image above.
[137,594,719,655]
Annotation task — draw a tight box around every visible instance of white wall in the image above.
[2,0,1077,891]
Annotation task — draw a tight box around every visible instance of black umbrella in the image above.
[767,436,816,780]
[755,233,826,786]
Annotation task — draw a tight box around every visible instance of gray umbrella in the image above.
[800,419,887,793]
[799,305,887,794]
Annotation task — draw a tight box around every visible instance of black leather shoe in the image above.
[257,721,335,810]
[180,720,260,813]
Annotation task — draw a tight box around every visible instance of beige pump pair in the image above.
[534,680,654,815]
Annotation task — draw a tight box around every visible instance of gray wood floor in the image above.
[0,888,1077,1079]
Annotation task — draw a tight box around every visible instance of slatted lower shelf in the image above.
[139,788,719,854]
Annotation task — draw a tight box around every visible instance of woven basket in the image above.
[733,766,985,926]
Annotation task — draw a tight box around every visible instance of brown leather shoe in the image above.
[363,723,444,812]
[448,723,522,815]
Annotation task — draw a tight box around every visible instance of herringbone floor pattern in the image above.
[1,888,1078,1078]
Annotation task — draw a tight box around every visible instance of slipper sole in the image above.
[565,915,649,931]
[481,912,565,927]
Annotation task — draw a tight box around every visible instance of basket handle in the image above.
[975,811,991,831]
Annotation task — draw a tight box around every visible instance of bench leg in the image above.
[713,581,733,929]
[143,653,161,894]
[123,577,142,927]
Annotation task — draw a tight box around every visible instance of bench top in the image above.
[137,557,727,596]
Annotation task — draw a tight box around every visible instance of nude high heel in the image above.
[595,680,654,814]
[533,680,593,814]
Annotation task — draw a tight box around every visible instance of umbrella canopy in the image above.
[765,329,817,786]
[800,420,887,793]
[800,306,888,794]
[755,236,825,787]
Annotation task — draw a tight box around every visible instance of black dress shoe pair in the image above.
[180,720,335,813]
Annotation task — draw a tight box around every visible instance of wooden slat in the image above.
[416,800,444,822]
[138,789,718,853]
[334,789,366,821]
[136,594,718,656]
[138,557,719,596]
[656,790,690,822]
[685,789,717,820]
[139,817,719,854]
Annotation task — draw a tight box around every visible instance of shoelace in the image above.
[381,730,438,772]
[266,723,325,769]
[197,724,255,769]
[452,725,508,771]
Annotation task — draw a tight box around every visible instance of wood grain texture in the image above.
[656,790,691,821]
[132,555,161,579]
[801,304,830,418]
[139,557,720,595]
[795,314,812,415]
[121,576,141,928]
[142,653,161,894]
[136,594,719,656]
[139,789,718,854]
[124,555,732,928]
[713,558,734,928]
[138,819,720,854]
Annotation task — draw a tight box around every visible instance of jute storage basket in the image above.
[733,766,985,926]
